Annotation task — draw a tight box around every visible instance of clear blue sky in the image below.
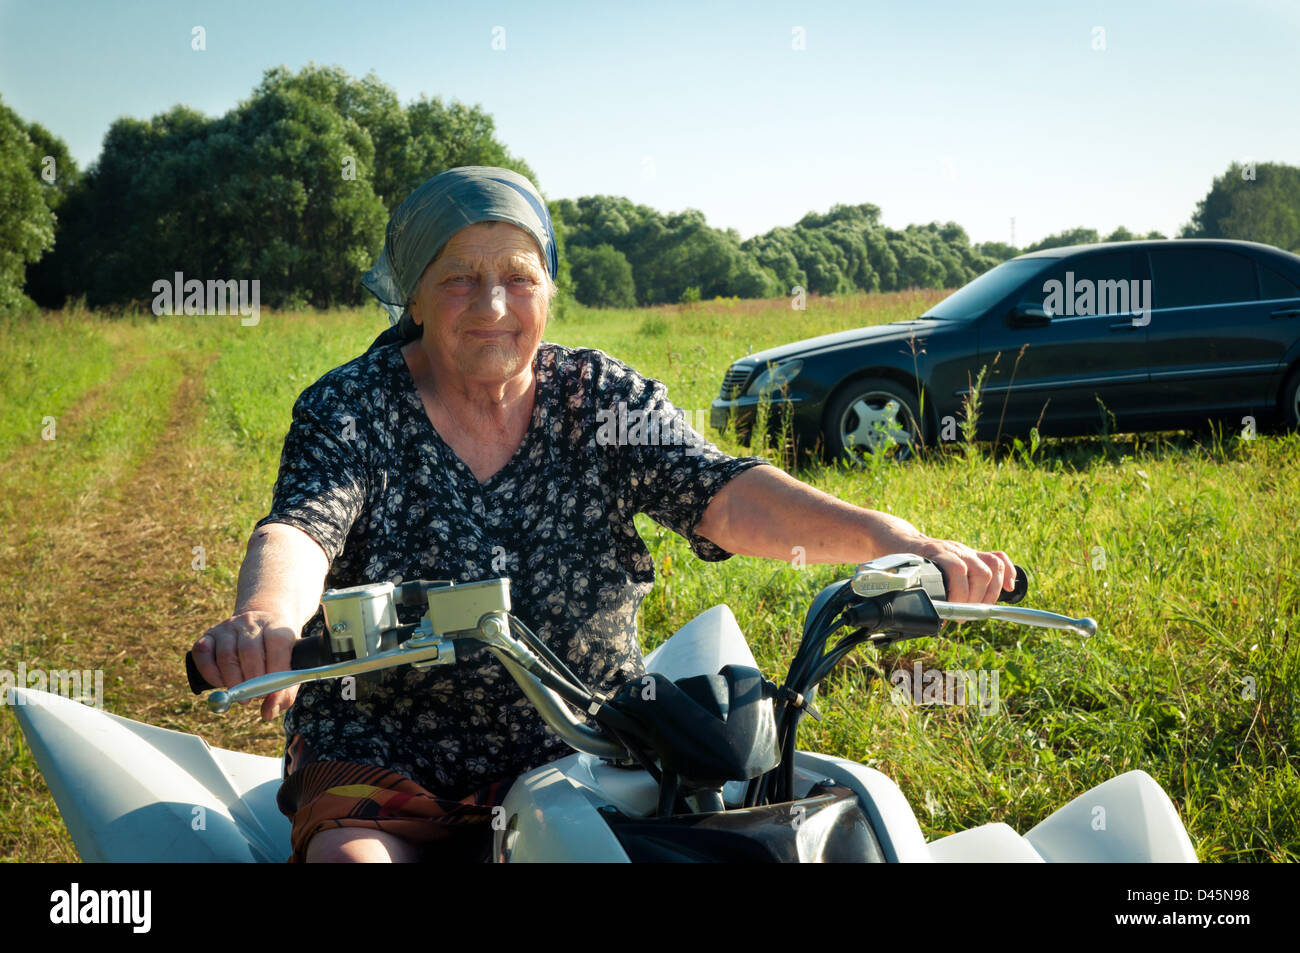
[2,0,1297,247]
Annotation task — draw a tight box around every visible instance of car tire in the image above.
[1282,366,1300,431]
[824,378,924,464]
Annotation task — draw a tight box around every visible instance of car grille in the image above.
[719,364,754,399]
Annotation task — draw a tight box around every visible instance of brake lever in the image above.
[931,601,1098,639]
[206,633,461,713]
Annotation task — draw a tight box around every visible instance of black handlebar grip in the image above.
[185,651,214,695]
[290,634,330,670]
[185,634,330,696]
[998,566,1029,605]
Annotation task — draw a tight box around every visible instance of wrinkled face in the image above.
[409,221,552,385]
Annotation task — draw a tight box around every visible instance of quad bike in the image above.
[7,553,1197,862]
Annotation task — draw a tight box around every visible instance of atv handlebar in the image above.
[184,559,1032,696]
[185,555,1096,785]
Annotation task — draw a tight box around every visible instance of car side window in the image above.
[1021,252,1141,317]
[1259,263,1300,301]
[1149,249,1257,308]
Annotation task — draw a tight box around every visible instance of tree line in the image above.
[3,65,1298,315]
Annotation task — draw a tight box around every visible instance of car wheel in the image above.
[824,379,923,464]
[1283,366,1300,431]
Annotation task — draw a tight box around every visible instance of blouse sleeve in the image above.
[599,358,769,561]
[254,390,368,565]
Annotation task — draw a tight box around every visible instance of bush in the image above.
[568,243,636,308]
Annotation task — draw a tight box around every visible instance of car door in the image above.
[977,249,1151,436]
[1257,261,1300,412]
[1142,247,1295,423]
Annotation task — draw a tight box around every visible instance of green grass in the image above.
[0,307,116,459]
[1,292,1297,861]
[0,347,186,542]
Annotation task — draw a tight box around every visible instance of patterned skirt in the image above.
[277,733,512,863]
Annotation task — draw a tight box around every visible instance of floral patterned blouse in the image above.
[257,339,767,798]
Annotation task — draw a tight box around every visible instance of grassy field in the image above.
[1,291,1297,862]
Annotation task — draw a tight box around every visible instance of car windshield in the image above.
[921,258,1059,320]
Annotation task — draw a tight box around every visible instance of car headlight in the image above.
[746,359,803,397]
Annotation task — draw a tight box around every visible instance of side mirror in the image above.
[1007,304,1052,329]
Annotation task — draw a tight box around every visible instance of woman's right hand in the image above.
[191,610,301,722]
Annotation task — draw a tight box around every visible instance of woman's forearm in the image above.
[695,465,921,564]
[234,522,330,630]
[695,464,1015,604]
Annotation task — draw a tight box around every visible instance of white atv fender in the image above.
[926,771,1198,862]
[6,686,288,862]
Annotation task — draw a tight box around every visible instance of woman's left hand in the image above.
[877,531,1015,604]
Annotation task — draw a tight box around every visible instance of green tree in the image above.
[245,65,538,210]
[22,120,79,211]
[742,227,806,295]
[37,65,540,310]
[229,73,389,306]
[254,64,408,209]
[560,196,779,304]
[975,241,1020,261]
[1182,161,1300,253]
[1023,227,1101,253]
[45,87,388,309]
[12,110,80,308]
[887,229,946,288]
[0,96,58,313]
[397,96,537,208]
[568,243,636,307]
[546,200,576,320]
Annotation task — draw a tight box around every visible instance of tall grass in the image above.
[1,291,1297,860]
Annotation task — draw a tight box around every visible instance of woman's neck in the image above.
[402,341,536,444]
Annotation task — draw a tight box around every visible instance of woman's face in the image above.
[409,221,551,386]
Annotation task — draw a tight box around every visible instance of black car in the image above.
[710,239,1300,460]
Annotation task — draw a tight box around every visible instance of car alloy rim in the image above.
[1294,381,1300,424]
[840,391,915,458]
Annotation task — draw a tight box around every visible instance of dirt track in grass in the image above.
[0,351,281,861]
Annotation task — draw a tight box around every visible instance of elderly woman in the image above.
[191,167,1016,863]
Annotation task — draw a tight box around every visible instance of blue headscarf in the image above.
[362,166,559,331]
